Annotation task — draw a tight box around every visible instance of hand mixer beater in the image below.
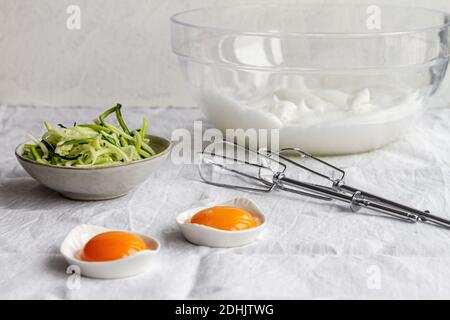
[198,140,450,230]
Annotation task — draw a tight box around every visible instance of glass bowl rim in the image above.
[171,4,450,38]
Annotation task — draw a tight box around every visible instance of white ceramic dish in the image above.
[176,197,266,248]
[15,135,171,200]
[60,224,160,279]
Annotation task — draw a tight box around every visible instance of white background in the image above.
[0,0,449,108]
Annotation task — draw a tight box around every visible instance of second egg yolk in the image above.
[190,206,257,231]
[81,231,148,262]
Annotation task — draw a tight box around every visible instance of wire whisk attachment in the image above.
[199,140,450,230]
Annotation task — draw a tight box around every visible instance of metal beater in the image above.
[198,140,450,230]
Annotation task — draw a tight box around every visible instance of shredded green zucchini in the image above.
[22,104,156,167]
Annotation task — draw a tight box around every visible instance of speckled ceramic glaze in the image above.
[15,135,171,200]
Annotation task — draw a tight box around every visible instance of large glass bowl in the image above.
[171,4,450,155]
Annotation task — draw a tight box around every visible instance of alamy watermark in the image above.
[366,5,381,30]
[66,5,81,30]
[366,264,382,290]
[170,121,280,165]
[66,265,81,290]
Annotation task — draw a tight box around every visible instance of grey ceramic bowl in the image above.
[15,135,171,200]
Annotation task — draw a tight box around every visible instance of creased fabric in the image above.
[0,104,449,299]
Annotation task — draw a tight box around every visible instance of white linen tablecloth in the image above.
[1,104,450,300]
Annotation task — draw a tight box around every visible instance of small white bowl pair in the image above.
[176,197,267,248]
[60,224,160,279]
[60,198,266,279]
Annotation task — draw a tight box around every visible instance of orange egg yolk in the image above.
[190,206,257,231]
[81,231,148,262]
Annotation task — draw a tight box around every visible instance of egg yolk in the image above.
[190,206,257,231]
[81,231,148,262]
